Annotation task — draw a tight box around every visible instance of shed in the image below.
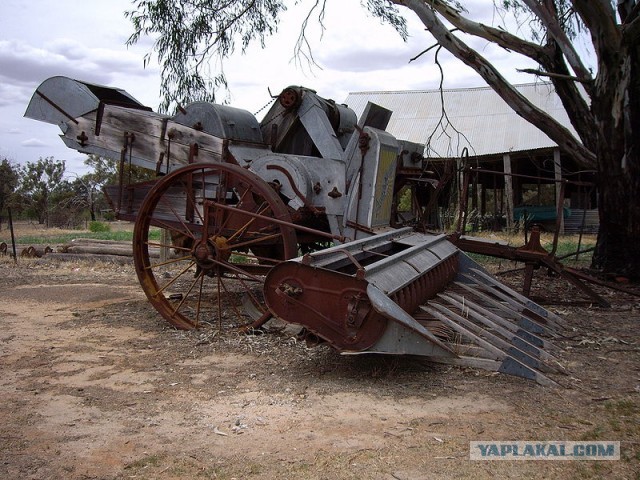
[344,83,598,233]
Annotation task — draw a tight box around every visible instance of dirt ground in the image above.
[0,254,639,480]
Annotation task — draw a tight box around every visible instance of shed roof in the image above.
[344,82,580,158]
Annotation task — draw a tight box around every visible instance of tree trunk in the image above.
[592,169,640,279]
[591,39,640,280]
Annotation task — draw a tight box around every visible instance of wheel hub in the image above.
[192,236,231,272]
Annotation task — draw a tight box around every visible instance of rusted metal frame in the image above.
[345,220,375,235]
[194,273,205,327]
[450,235,545,262]
[451,228,609,306]
[209,200,346,243]
[155,118,169,175]
[539,257,611,308]
[238,309,274,333]
[471,167,479,229]
[421,168,455,229]
[352,128,371,234]
[522,262,536,297]
[410,186,429,229]
[563,266,640,298]
[224,232,284,251]
[556,246,595,261]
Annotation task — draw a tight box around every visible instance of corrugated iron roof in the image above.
[344,82,580,158]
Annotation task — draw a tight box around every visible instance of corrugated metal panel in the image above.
[564,209,599,234]
[344,83,580,158]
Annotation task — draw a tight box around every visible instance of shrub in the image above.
[89,221,111,233]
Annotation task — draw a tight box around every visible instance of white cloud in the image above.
[21,138,48,147]
[0,0,560,173]
[0,39,155,96]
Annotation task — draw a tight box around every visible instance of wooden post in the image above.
[554,149,564,235]
[503,154,514,231]
[8,207,17,264]
[160,229,170,262]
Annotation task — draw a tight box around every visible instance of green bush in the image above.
[89,221,111,233]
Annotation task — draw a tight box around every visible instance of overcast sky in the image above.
[0,0,540,176]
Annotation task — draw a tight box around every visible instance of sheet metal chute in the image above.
[265,228,565,386]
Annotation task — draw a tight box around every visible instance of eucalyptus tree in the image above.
[0,158,19,230]
[127,0,640,278]
[18,157,65,226]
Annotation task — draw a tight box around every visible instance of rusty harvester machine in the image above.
[26,76,567,385]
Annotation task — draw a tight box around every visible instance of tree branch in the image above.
[521,0,594,91]
[425,0,550,63]
[572,0,622,63]
[517,67,592,83]
[393,0,597,168]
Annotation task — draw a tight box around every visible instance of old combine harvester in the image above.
[26,76,566,385]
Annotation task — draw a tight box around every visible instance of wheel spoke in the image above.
[180,173,206,225]
[225,232,284,251]
[217,185,253,235]
[217,276,247,326]
[226,203,270,243]
[151,261,196,297]
[170,270,205,320]
[146,241,192,252]
[157,195,199,240]
[209,257,263,283]
[133,162,297,331]
[145,254,193,270]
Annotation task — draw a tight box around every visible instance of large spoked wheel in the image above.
[133,163,298,330]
